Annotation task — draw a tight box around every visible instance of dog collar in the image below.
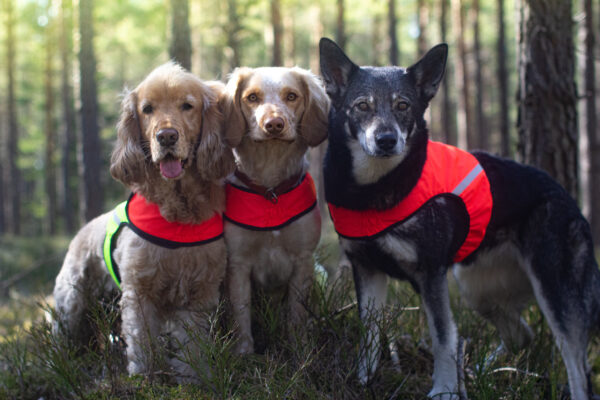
[103,193,223,288]
[224,173,317,230]
[328,140,493,262]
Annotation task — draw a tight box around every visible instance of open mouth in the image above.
[159,155,185,179]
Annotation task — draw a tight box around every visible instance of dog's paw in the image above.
[427,386,460,400]
[235,335,254,355]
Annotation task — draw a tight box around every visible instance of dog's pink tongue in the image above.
[160,159,183,178]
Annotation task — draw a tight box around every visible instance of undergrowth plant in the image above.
[0,238,599,399]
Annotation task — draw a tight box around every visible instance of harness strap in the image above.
[103,201,128,289]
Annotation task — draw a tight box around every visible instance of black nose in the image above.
[156,128,179,147]
[375,133,397,151]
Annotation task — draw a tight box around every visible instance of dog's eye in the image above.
[182,102,193,111]
[142,104,153,114]
[357,102,370,112]
[286,93,297,102]
[247,93,259,102]
[396,101,410,111]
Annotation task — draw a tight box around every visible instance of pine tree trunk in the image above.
[583,0,599,243]
[417,0,428,56]
[336,0,345,51]
[271,0,283,66]
[497,0,510,156]
[388,0,398,65]
[169,0,191,71]
[226,0,241,69]
[452,0,472,149]
[78,0,103,222]
[5,0,20,234]
[473,0,487,150]
[517,0,578,200]
[440,0,456,146]
[60,0,77,234]
[45,7,57,234]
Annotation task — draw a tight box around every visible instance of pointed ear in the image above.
[219,67,251,148]
[196,81,236,181]
[293,68,330,147]
[319,37,359,108]
[407,43,448,103]
[110,90,148,186]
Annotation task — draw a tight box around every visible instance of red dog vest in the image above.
[224,173,317,230]
[126,193,224,248]
[328,140,493,262]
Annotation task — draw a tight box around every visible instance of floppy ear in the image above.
[294,68,330,147]
[406,43,448,103]
[319,37,359,109]
[195,81,236,181]
[219,67,251,148]
[110,90,148,186]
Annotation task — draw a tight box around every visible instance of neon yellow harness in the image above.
[103,201,128,289]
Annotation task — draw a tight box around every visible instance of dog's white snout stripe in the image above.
[452,164,483,195]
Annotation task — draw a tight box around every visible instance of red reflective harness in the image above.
[328,140,493,262]
[126,193,224,247]
[224,173,317,230]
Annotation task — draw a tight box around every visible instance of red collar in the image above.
[126,193,223,248]
[224,173,317,230]
[328,141,493,262]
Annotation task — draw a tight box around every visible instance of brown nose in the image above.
[264,117,285,135]
[156,128,179,147]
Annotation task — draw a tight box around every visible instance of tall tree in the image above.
[60,0,77,234]
[417,0,428,56]
[452,0,472,149]
[473,0,487,150]
[79,0,103,222]
[388,0,398,65]
[497,0,510,156]
[226,0,241,69]
[582,0,599,242]
[271,0,283,66]
[169,0,191,70]
[440,0,455,145]
[44,5,57,234]
[4,0,20,234]
[336,0,345,50]
[517,0,578,200]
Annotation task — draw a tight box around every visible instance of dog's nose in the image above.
[264,117,285,135]
[375,133,398,151]
[156,128,179,147]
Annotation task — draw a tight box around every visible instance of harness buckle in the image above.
[266,189,278,204]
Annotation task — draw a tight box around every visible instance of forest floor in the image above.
[0,232,599,399]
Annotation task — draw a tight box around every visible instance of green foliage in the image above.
[1,238,599,399]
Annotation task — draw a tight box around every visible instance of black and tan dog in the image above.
[320,37,600,399]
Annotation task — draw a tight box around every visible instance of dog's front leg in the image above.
[419,271,459,400]
[227,258,254,354]
[353,262,389,385]
[287,252,315,336]
[121,290,162,376]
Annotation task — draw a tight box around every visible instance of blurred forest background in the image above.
[0,0,598,240]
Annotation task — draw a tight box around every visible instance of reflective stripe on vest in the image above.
[327,140,493,262]
[224,173,317,230]
[102,193,224,288]
[103,201,128,289]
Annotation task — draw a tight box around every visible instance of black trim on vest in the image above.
[224,201,317,232]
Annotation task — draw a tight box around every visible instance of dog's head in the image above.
[220,67,329,148]
[110,62,233,186]
[319,38,447,158]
